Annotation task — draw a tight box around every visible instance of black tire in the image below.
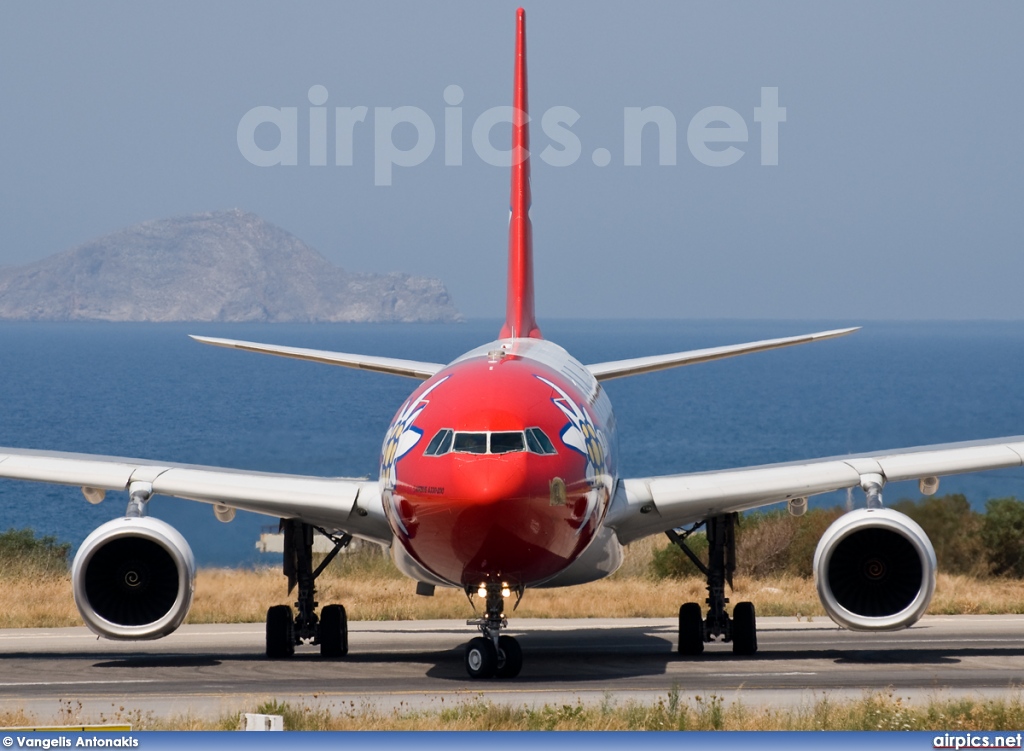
[320,604,348,657]
[732,601,757,655]
[495,635,523,678]
[465,636,498,679]
[266,605,295,658]
[678,602,704,655]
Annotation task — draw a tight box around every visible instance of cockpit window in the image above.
[453,432,488,454]
[525,427,558,455]
[425,428,558,456]
[423,429,454,456]
[490,432,525,454]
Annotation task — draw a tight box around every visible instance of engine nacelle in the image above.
[813,507,936,631]
[71,517,196,640]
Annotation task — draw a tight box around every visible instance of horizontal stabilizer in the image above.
[586,327,859,381]
[189,336,445,380]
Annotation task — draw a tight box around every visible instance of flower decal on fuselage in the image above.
[381,376,449,493]
[536,375,609,534]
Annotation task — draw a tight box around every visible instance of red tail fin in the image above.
[499,7,541,340]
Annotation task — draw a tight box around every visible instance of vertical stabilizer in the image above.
[499,8,542,340]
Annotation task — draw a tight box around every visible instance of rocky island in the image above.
[0,209,462,323]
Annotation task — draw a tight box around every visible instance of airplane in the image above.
[2,8,1023,680]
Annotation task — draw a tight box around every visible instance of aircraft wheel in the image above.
[495,635,523,678]
[678,602,704,655]
[266,605,295,658]
[465,636,497,679]
[320,604,348,657]
[732,601,757,655]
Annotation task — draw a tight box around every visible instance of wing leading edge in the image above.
[0,446,391,545]
[606,436,1024,543]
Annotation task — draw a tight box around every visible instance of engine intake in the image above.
[72,517,195,640]
[813,508,936,631]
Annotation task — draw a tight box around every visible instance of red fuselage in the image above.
[379,338,617,590]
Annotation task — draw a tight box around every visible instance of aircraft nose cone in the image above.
[449,454,532,503]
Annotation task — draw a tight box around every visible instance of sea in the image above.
[1,319,1022,567]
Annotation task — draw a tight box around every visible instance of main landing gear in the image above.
[669,513,757,656]
[266,519,352,659]
[464,582,523,679]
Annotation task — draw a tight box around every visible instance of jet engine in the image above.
[71,517,195,640]
[813,507,936,631]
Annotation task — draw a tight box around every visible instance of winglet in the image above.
[499,8,542,340]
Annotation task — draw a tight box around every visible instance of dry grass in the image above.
[0,708,36,728]
[0,576,78,629]
[188,563,827,622]
[251,690,1024,730]
[6,564,1024,629]
[0,537,823,626]
[930,573,1024,615]
[5,690,1024,730]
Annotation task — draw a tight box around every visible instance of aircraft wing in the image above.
[0,446,391,545]
[586,327,859,381]
[606,436,1024,543]
[189,335,445,380]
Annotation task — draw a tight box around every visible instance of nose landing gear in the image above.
[464,582,523,678]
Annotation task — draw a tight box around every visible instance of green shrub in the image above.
[780,507,845,577]
[651,532,708,579]
[735,510,798,578]
[0,528,71,576]
[649,496,1024,581]
[649,506,849,580]
[981,497,1024,578]
[891,494,984,575]
[321,539,401,580]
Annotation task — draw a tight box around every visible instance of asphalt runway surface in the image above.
[2,615,1024,721]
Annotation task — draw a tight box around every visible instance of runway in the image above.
[2,615,1023,721]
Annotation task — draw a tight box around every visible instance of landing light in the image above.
[477,586,487,598]
[501,586,511,598]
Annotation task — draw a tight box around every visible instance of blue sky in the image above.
[1,2,1021,320]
